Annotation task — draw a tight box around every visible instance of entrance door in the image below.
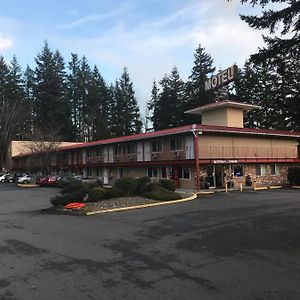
[206,165,216,188]
[215,165,224,188]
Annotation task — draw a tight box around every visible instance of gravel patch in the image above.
[83,196,160,212]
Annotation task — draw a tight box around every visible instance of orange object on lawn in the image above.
[64,202,85,209]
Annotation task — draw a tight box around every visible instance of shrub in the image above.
[143,186,181,201]
[136,176,151,195]
[142,182,162,193]
[88,187,107,202]
[288,167,300,185]
[51,194,73,207]
[105,187,123,199]
[159,179,176,191]
[61,182,84,194]
[68,187,90,202]
[114,177,138,196]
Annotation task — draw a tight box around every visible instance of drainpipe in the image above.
[192,125,201,192]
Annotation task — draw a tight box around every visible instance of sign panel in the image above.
[213,160,238,164]
[205,65,238,91]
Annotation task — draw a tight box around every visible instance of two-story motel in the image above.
[12,100,300,191]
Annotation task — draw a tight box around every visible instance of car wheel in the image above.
[23,180,28,184]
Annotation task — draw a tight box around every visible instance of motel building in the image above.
[12,100,300,191]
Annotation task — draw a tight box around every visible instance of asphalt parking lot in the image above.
[0,184,300,300]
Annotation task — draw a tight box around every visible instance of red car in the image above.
[47,175,58,186]
[36,175,48,186]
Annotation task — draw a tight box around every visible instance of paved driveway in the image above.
[0,184,300,300]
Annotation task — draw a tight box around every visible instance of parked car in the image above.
[47,175,59,186]
[17,174,32,184]
[0,174,8,182]
[36,175,48,186]
[4,174,14,183]
[56,175,76,187]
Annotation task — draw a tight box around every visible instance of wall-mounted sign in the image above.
[213,160,238,164]
[205,65,238,91]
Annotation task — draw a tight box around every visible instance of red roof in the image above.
[13,124,300,158]
[57,124,300,151]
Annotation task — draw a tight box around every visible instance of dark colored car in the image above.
[4,174,14,183]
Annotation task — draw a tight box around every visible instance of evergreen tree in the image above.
[188,44,215,106]
[33,42,74,140]
[237,0,300,61]
[149,67,185,130]
[237,46,300,131]
[112,68,142,136]
[67,53,82,141]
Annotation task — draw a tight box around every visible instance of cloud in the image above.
[58,11,118,29]
[0,33,13,50]
[54,0,267,111]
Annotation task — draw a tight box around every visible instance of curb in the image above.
[269,186,282,189]
[17,184,39,188]
[196,191,214,195]
[292,186,300,189]
[86,193,198,216]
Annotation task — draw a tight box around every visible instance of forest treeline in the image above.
[0,0,299,167]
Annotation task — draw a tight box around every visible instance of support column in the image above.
[193,130,200,192]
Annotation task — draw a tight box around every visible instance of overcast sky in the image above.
[0,0,277,112]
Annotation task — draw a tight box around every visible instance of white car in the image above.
[17,174,32,184]
[0,174,7,182]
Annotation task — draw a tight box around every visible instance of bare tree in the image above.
[23,129,63,174]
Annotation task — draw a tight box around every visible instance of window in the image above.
[256,164,266,176]
[114,145,121,156]
[178,166,191,179]
[119,168,124,178]
[152,140,162,152]
[170,138,183,151]
[87,150,93,158]
[233,165,244,177]
[96,168,103,177]
[86,168,92,176]
[148,167,158,178]
[161,167,167,178]
[127,144,136,154]
[96,147,102,157]
[270,164,280,175]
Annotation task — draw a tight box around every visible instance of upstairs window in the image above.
[96,147,102,157]
[152,140,162,152]
[127,144,136,154]
[170,138,183,151]
[114,145,121,156]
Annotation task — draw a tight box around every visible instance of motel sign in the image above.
[205,65,238,91]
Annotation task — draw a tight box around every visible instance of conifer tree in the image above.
[237,0,300,61]
[149,67,185,130]
[33,42,74,140]
[112,68,142,136]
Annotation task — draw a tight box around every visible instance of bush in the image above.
[159,179,176,191]
[51,194,73,207]
[288,167,300,185]
[61,182,84,194]
[136,176,151,195]
[143,186,181,201]
[142,182,162,193]
[114,177,138,196]
[105,187,123,199]
[88,187,107,202]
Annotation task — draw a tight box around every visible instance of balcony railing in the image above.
[199,146,297,159]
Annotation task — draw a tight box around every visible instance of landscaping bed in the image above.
[48,177,188,215]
